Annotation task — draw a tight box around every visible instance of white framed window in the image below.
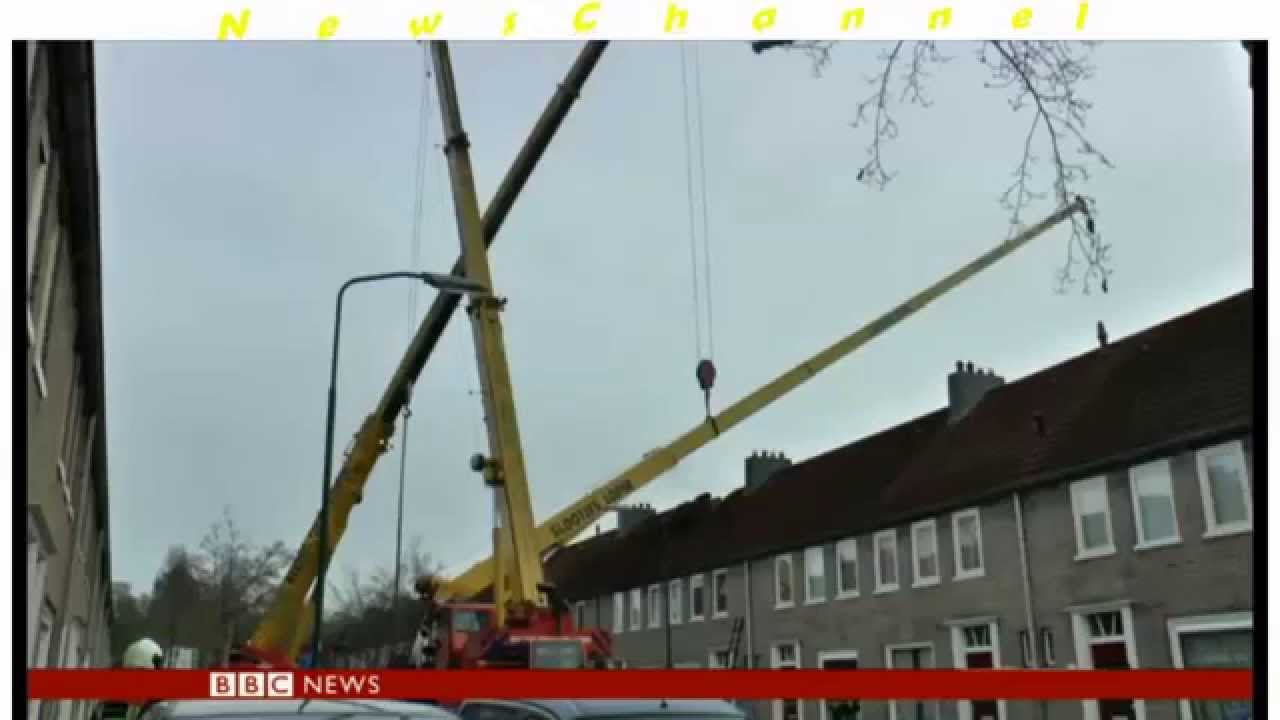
[949,619,1005,720]
[911,519,940,587]
[952,508,985,580]
[30,603,56,720]
[647,584,662,629]
[1069,476,1115,559]
[689,574,706,621]
[873,529,899,593]
[629,588,643,631]
[708,647,732,669]
[612,592,625,633]
[771,641,803,720]
[835,538,859,598]
[1069,602,1142,720]
[1167,611,1252,720]
[31,208,64,400]
[57,461,74,522]
[712,568,729,618]
[28,127,51,292]
[774,554,795,609]
[668,579,683,625]
[804,546,826,604]
[1129,458,1180,548]
[886,643,938,720]
[1195,441,1253,537]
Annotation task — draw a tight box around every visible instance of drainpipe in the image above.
[741,560,754,668]
[1012,492,1046,720]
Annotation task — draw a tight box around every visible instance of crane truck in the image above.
[234,39,1095,671]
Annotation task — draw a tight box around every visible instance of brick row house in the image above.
[25,41,115,720]
[547,290,1254,720]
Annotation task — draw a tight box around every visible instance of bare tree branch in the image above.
[759,40,1113,293]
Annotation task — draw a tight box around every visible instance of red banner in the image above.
[26,669,1252,701]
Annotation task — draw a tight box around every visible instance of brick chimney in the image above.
[947,361,1004,423]
[744,450,792,491]
[616,503,657,532]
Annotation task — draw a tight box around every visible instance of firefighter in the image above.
[119,638,164,720]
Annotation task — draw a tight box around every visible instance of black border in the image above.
[14,39,31,720]
[1244,38,1267,719]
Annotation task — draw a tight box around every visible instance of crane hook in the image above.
[695,359,720,435]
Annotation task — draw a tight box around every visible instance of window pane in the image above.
[919,554,938,579]
[1075,479,1106,513]
[1081,512,1110,549]
[1182,629,1252,720]
[777,557,793,603]
[806,548,825,600]
[1206,453,1249,526]
[837,541,858,594]
[878,536,897,585]
[1138,494,1177,542]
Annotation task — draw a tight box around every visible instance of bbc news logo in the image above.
[210,672,295,698]
[209,671,383,698]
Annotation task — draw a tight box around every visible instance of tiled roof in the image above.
[545,289,1254,601]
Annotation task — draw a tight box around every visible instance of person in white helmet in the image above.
[119,638,164,720]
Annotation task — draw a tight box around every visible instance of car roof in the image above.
[155,698,459,718]
[464,699,745,718]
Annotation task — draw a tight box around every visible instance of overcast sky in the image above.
[94,41,1252,596]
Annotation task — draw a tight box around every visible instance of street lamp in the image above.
[312,270,488,667]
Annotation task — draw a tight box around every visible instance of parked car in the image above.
[136,698,462,720]
[456,699,748,720]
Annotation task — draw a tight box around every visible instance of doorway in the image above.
[950,621,1005,720]
[1071,605,1143,720]
[818,651,860,720]
[772,641,802,720]
[886,644,937,720]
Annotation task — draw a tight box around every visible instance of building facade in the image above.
[550,291,1253,720]
[26,41,115,720]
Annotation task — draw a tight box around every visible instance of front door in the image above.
[1081,610,1136,720]
[965,649,998,720]
[821,654,860,720]
[889,646,936,720]
[1091,642,1135,720]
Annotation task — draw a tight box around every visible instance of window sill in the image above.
[913,577,941,589]
[1133,537,1182,552]
[1073,547,1116,562]
[953,570,985,582]
[775,602,795,611]
[1203,525,1252,540]
[690,615,705,623]
[835,590,860,600]
[873,585,899,596]
[804,598,826,606]
[712,611,729,620]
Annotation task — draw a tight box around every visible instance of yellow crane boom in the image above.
[437,195,1091,603]
[245,41,610,662]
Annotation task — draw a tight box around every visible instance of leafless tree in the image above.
[762,40,1112,294]
[195,508,292,661]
